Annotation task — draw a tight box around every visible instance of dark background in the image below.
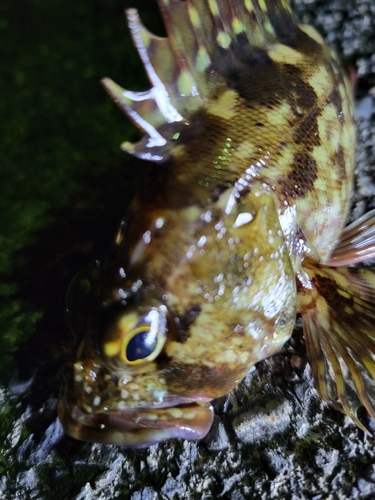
[0,0,165,380]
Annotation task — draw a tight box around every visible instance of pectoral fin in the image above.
[298,260,375,430]
[327,208,375,266]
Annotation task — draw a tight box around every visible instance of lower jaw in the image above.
[58,399,214,447]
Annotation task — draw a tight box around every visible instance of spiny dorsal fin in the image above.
[102,0,301,162]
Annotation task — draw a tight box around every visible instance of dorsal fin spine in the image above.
[102,0,300,162]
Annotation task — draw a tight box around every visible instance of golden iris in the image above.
[120,324,165,365]
[103,307,168,365]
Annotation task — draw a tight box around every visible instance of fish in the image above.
[58,0,375,447]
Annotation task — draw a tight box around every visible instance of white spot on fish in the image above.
[155,218,164,229]
[143,230,151,244]
[197,236,206,247]
[233,212,254,228]
[214,273,224,283]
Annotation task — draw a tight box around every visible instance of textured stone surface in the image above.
[2,0,375,499]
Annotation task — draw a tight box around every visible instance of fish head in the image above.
[60,286,215,447]
[59,191,297,447]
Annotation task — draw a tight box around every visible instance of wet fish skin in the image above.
[59,0,375,446]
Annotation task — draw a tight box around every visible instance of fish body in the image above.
[59,0,375,446]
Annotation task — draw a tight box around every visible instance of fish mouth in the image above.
[58,398,214,447]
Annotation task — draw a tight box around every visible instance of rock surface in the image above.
[2,0,375,499]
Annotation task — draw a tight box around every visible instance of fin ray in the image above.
[300,262,375,428]
[130,5,202,102]
[327,209,375,266]
[101,78,166,130]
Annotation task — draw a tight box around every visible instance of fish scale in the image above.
[59,0,375,446]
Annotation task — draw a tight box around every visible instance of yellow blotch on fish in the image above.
[59,0,375,447]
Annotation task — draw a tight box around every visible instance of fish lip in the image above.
[58,398,215,447]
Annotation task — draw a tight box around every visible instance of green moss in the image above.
[35,457,104,500]
[0,392,26,477]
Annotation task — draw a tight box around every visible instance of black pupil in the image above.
[126,329,157,361]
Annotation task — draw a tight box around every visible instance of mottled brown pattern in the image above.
[283,64,319,111]
[233,61,318,114]
[332,145,347,182]
[328,82,343,117]
[278,152,318,198]
[163,361,241,397]
[175,304,202,344]
[312,275,352,312]
[292,107,320,149]
[229,41,272,73]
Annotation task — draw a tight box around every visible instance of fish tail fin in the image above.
[101,0,306,161]
[298,259,375,430]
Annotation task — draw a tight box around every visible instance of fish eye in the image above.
[121,324,164,364]
[103,305,168,366]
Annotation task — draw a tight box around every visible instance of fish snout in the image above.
[58,398,214,447]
